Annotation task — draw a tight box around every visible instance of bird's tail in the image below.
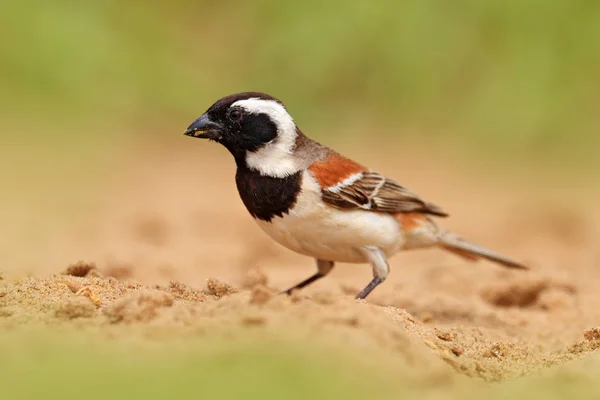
[438,232,527,270]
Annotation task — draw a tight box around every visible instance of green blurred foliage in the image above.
[1,331,600,400]
[1,0,599,161]
[0,331,405,400]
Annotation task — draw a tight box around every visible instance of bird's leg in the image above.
[282,259,334,295]
[356,246,389,300]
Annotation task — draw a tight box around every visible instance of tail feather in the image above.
[439,233,527,270]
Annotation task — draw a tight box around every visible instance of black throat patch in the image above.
[235,165,302,222]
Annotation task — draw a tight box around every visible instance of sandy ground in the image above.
[1,136,600,383]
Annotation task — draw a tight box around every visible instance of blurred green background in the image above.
[1,3,600,398]
[2,0,599,163]
[1,330,600,400]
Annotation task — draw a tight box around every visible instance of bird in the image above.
[184,92,527,300]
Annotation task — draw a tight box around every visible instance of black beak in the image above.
[184,114,223,139]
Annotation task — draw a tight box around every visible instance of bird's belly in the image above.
[254,172,405,263]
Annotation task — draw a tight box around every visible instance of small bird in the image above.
[184,92,526,299]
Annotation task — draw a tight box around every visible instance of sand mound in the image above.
[1,271,598,382]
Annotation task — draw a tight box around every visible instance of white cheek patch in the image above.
[232,98,299,178]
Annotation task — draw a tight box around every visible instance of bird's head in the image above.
[185,92,300,177]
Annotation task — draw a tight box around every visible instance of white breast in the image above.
[255,171,406,263]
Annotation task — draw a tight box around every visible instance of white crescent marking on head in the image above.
[233,98,299,178]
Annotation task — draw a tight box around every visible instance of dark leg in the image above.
[356,246,389,300]
[282,259,334,295]
[281,273,323,295]
[356,277,383,300]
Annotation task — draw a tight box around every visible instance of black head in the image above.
[184,92,294,160]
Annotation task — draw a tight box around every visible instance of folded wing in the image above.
[319,170,448,216]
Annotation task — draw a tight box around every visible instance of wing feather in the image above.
[320,170,448,217]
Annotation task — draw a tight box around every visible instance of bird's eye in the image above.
[228,109,242,121]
